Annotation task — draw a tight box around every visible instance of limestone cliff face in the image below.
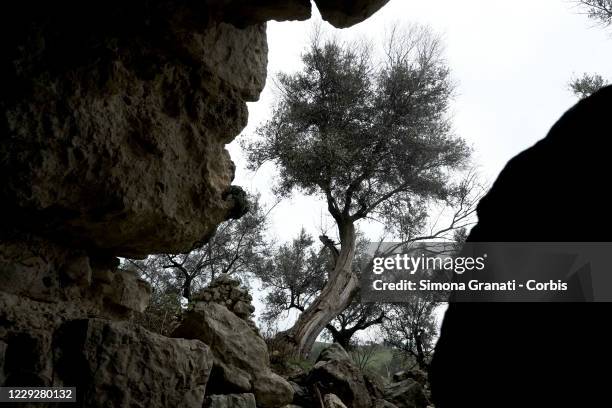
[1,1,389,258]
[0,1,389,406]
[1,2,267,258]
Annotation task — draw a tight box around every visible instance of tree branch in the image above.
[319,234,340,265]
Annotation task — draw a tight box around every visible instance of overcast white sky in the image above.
[228,0,611,246]
[226,0,611,331]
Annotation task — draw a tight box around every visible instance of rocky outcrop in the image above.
[315,0,390,28]
[54,319,213,407]
[0,1,389,259]
[0,0,390,286]
[431,87,612,407]
[172,275,293,407]
[1,2,263,258]
[0,295,212,406]
[203,1,390,28]
[0,234,151,319]
[1,0,390,406]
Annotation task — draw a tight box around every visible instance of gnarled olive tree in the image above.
[245,26,471,357]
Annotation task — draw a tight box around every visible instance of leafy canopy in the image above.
[576,0,612,25]
[245,26,470,225]
[569,73,608,99]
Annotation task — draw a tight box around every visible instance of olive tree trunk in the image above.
[285,221,359,358]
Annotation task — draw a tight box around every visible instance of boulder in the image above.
[0,291,112,387]
[392,369,428,387]
[100,268,151,314]
[172,301,293,407]
[53,318,213,408]
[0,236,149,319]
[0,235,73,303]
[384,379,429,408]
[205,393,257,408]
[316,342,351,363]
[254,372,296,408]
[323,393,348,408]
[306,344,371,408]
[364,371,387,400]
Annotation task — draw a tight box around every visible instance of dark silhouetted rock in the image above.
[431,86,612,406]
[314,0,390,28]
[289,380,317,407]
[205,0,389,28]
[0,340,6,385]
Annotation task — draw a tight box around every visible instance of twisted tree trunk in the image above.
[325,325,355,350]
[283,220,359,358]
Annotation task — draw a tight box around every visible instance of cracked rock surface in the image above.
[0,0,390,406]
